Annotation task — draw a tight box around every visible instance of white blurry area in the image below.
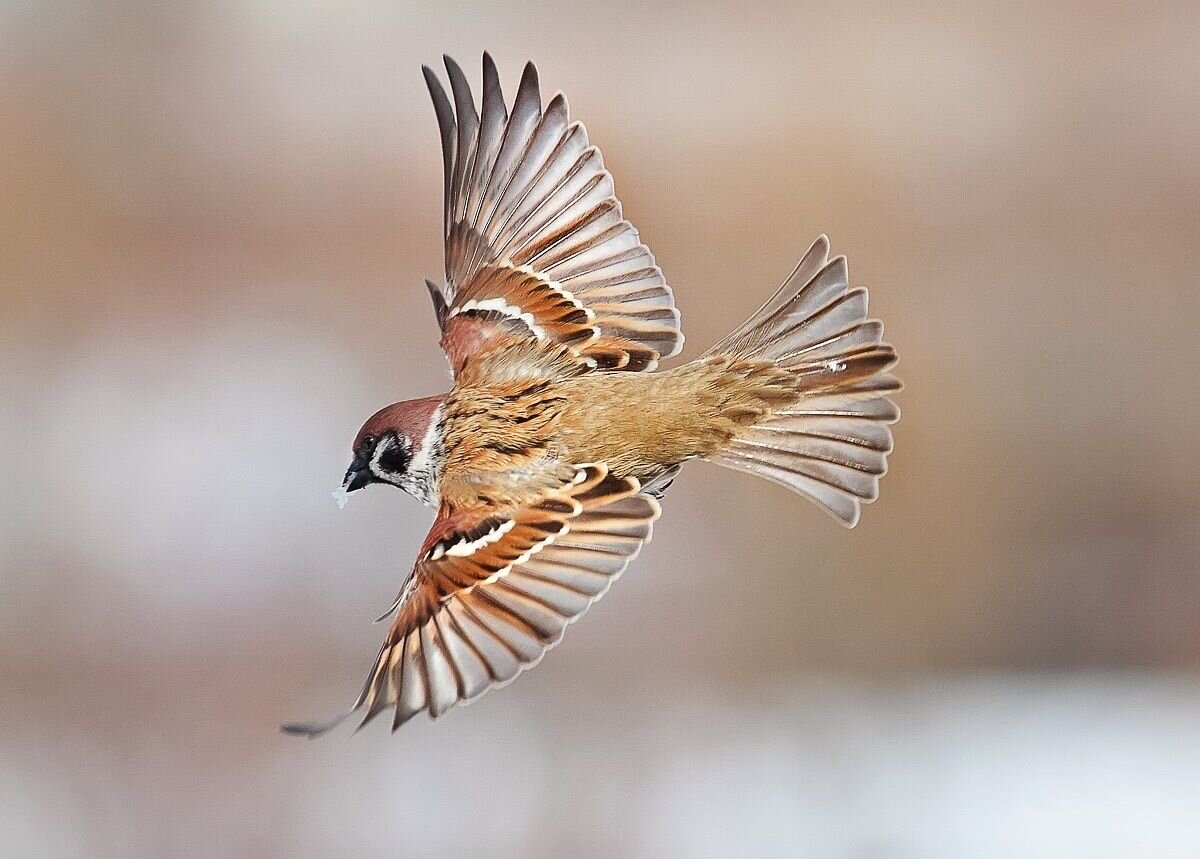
[4,674,1200,857]
[3,0,1200,855]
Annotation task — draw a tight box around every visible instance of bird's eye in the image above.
[360,435,376,450]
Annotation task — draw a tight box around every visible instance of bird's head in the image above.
[337,394,444,507]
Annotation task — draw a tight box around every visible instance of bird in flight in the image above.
[283,54,900,736]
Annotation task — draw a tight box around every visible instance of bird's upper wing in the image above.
[422,54,683,376]
[282,464,659,735]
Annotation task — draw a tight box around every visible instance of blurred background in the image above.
[3,1,1199,855]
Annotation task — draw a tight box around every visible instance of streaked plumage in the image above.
[283,54,900,737]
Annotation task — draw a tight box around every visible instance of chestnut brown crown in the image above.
[342,395,444,503]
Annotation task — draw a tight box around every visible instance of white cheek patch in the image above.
[401,407,443,507]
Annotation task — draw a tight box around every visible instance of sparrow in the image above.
[283,54,900,736]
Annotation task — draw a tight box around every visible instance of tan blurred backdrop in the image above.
[3,1,1199,856]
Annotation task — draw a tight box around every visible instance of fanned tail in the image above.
[704,236,901,527]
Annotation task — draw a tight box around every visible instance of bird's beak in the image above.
[343,458,372,493]
[332,457,372,509]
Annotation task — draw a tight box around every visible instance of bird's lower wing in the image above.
[282,464,659,736]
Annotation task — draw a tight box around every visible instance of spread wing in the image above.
[282,465,660,735]
[422,54,683,376]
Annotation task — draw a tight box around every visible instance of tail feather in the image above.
[705,237,901,527]
[709,449,868,526]
[706,236,837,356]
[734,286,870,365]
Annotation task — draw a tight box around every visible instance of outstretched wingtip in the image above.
[425,278,449,324]
[518,59,540,96]
[443,53,464,79]
[481,51,502,99]
[280,711,352,739]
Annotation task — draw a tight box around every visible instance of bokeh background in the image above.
[4,1,1199,855]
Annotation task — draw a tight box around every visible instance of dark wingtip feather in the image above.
[354,703,387,734]
[517,60,540,105]
[392,701,422,731]
[506,58,542,128]
[280,711,351,739]
[422,64,444,99]
[423,65,455,132]
[443,54,469,97]
[426,278,449,325]
[481,51,504,116]
[444,54,479,139]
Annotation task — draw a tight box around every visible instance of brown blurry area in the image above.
[3,1,1199,855]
